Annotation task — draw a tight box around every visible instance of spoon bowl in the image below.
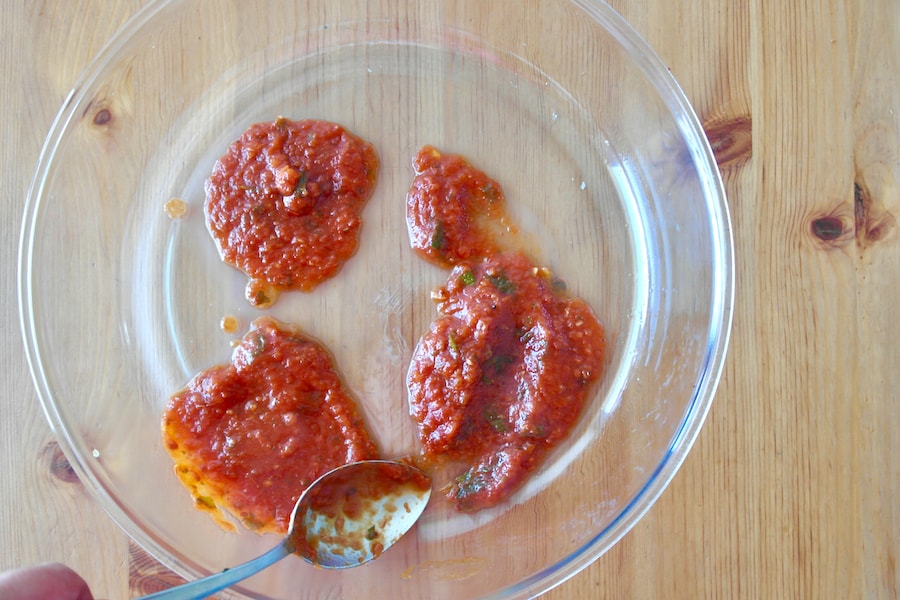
[292,459,433,568]
[138,460,431,599]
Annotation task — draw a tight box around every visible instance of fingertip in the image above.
[0,562,93,600]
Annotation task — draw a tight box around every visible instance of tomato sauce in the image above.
[205,118,378,305]
[408,253,606,511]
[406,145,517,267]
[405,147,607,512]
[162,317,378,533]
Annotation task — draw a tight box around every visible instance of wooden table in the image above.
[2,1,896,598]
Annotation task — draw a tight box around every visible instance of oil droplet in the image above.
[220,315,239,334]
[164,198,188,219]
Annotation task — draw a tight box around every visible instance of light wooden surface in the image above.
[2,1,897,598]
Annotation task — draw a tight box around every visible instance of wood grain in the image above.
[1,1,896,599]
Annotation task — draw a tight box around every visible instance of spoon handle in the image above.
[136,540,294,600]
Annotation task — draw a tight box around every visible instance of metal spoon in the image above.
[138,460,431,600]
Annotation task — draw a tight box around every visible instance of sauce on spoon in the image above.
[138,460,431,600]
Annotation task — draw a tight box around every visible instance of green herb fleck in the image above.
[366,526,378,540]
[453,468,486,499]
[196,495,215,510]
[482,353,515,384]
[249,334,266,358]
[551,277,567,293]
[448,331,459,353]
[431,221,446,251]
[453,457,501,500]
[459,270,476,286]
[481,182,499,202]
[294,171,309,197]
[485,408,508,432]
[487,272,515,294]
[485,353,514,374]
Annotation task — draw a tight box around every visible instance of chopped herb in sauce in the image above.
[294,170,309,197]
[431,221,446,251]
[484,353,514,375]
[249,334,266,358]
[453,463,492,499]
[481,182,499,202]
[448,331,459,353]
[459,270,476,286]
[485,408,508,433]
[487,272,515,295]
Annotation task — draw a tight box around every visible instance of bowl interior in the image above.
[20,1,731,598]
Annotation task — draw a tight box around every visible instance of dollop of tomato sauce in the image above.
[205,118,378,304]
[406,147,607,512]
[406,145,517,267]
[162,317,378,533]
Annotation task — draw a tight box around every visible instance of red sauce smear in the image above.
[205,118,378,305]
[162,317,378,533]
[406,145,518,267]
[406,147,607,512]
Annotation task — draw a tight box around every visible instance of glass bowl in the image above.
[19,0,733,598]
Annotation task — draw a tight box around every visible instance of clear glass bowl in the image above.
[19,1,733,598]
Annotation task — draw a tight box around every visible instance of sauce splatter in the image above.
[219,315,239,334]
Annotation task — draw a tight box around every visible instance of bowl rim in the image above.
[18,0,734,597]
